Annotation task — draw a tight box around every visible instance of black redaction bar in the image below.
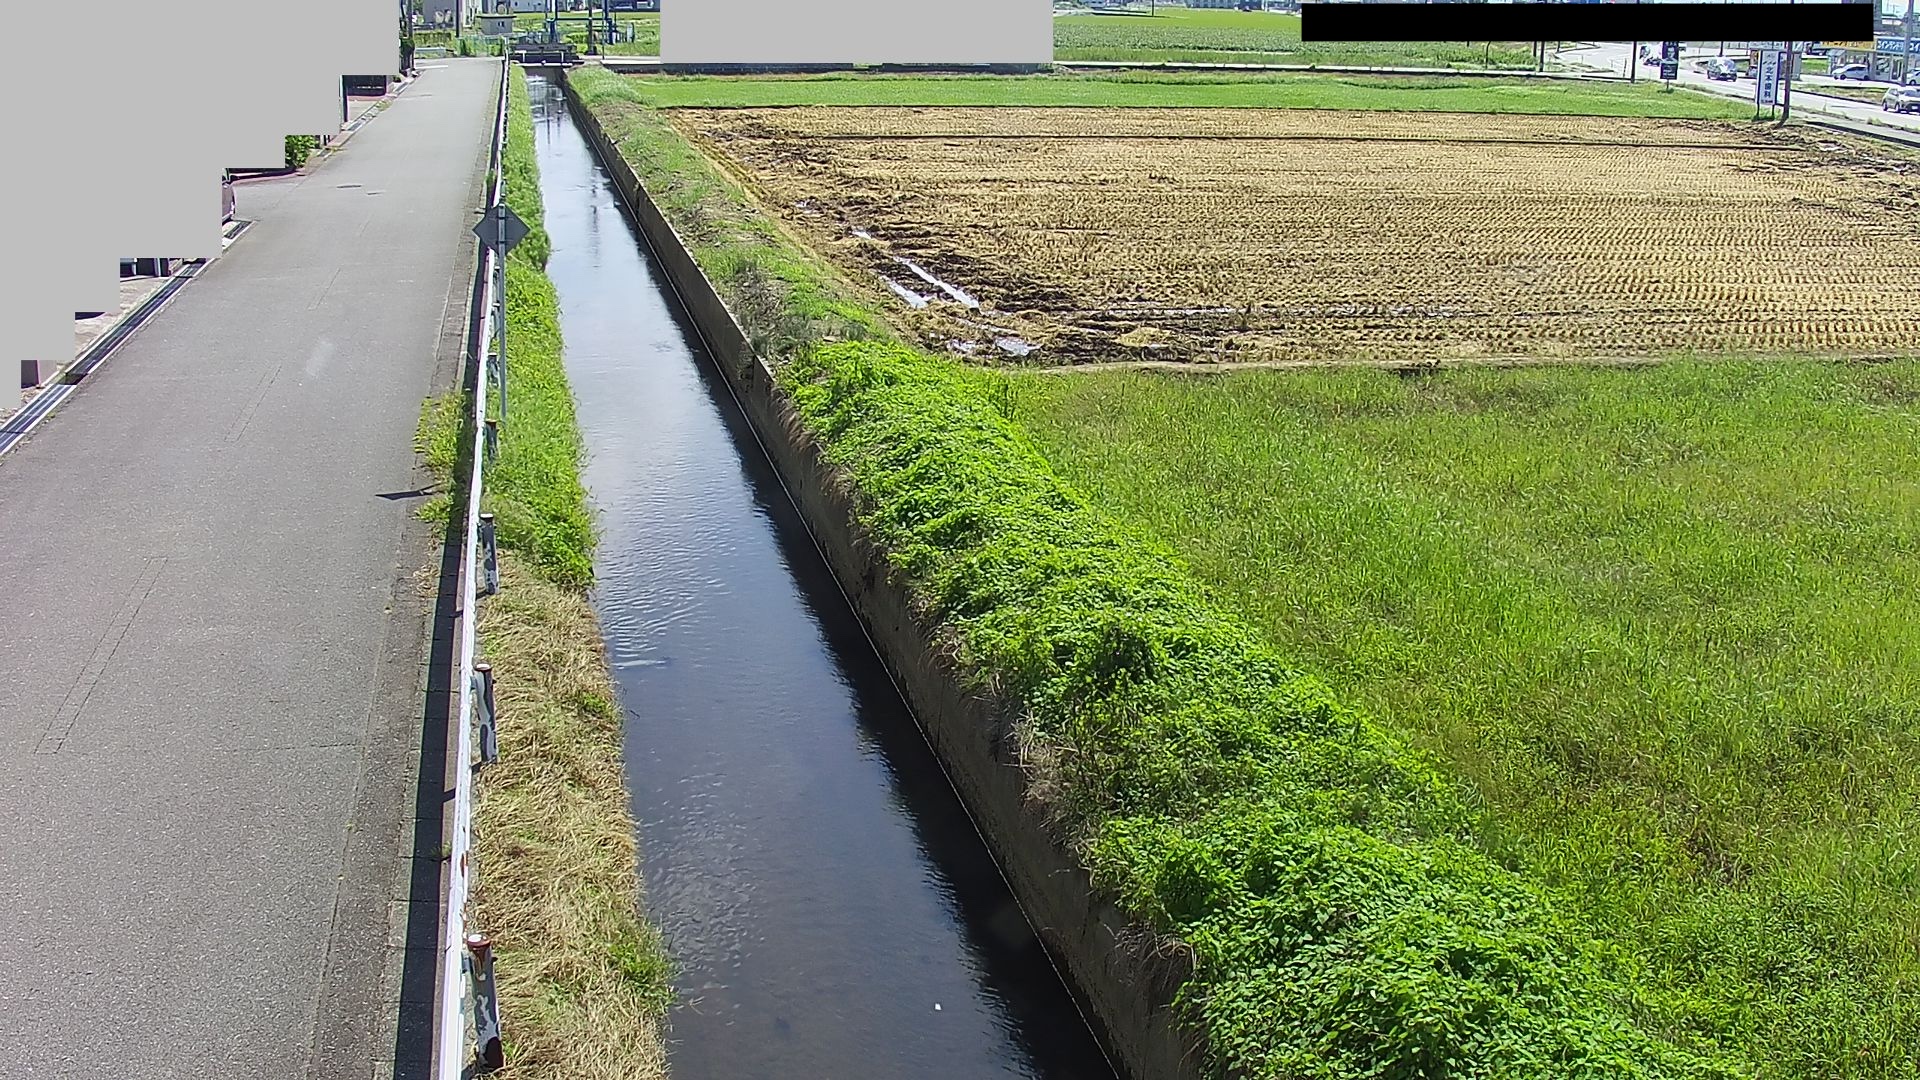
[1299,3,1874,43]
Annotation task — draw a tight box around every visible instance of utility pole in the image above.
[1782,48,1793,120]
[1905,0,1915,84]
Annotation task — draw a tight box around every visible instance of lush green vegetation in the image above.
[484,70,587,587]
[1006,360,1920,1079]
[567,63,1774,1078]
[417,66,670,1077]
[284,134,319,170]
[508,10,659,55]
[607,69,1752,119]
[1055,8,1534,69]
[410,29,506,55]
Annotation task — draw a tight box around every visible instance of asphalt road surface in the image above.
[0,58,497,1080]
[1564,41,1920,132]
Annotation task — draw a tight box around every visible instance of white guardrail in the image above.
[437,53,512,1079]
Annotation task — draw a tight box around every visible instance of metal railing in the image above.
[436,53,512,1080]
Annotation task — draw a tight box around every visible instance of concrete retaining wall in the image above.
[555,69,1208,1080]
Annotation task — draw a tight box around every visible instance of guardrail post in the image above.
[473,661,498,765]
[484,416,500,463]
[494,259,509,422]
[465,933,504,1071]
[479,511,500,596]
[487,345,507,425]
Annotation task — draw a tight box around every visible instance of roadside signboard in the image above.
[473,203,528,255]
[1757,49,1783,108]
[1660,40,1679,81]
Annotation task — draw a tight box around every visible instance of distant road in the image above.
[1564,41,1920,133]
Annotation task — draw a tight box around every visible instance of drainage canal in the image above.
[526,74,1117,1080]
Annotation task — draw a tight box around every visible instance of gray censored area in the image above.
[2,0,1058,378]
[666,0,1053,65]
[3,0,392,381]
[0,59,496,1080]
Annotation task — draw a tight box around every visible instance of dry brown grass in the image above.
[471,552,669,1080]
[673,106,1920,367]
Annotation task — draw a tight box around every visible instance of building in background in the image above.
[419,0,485,30]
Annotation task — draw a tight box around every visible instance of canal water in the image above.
[525,74,1115,1080]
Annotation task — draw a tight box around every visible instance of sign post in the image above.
[1659,40,1680,83]
[1756,48,1783,118]
[472,203,528,421]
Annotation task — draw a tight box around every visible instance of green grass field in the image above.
[613,70,1750,118]
[1806,83,1890,104]
[1055,8,1534,68]
[1003,359,1920,1078]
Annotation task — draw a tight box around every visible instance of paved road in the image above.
[0,58,496,1080]
[1565,41,1920,133]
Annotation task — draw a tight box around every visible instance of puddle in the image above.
[880,274,932,308]
[893,254,980,309]
[852,227,981,309]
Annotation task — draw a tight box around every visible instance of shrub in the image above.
[284,134,319,170]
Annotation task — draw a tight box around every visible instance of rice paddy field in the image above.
[672,104,1920,367]
[619,71,1920,1075]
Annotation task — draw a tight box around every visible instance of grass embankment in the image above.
[418,66,669,1078]
[1054,8,1533,69]
[1009,363,1920,1079]
[1806,83,1891,105]
[568,63,1755,1079]
[622,70,1751,119]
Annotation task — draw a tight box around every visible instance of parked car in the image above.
[1883,86,1920,112]
[1705,58,1737,81]
[1833,63,1874,80]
